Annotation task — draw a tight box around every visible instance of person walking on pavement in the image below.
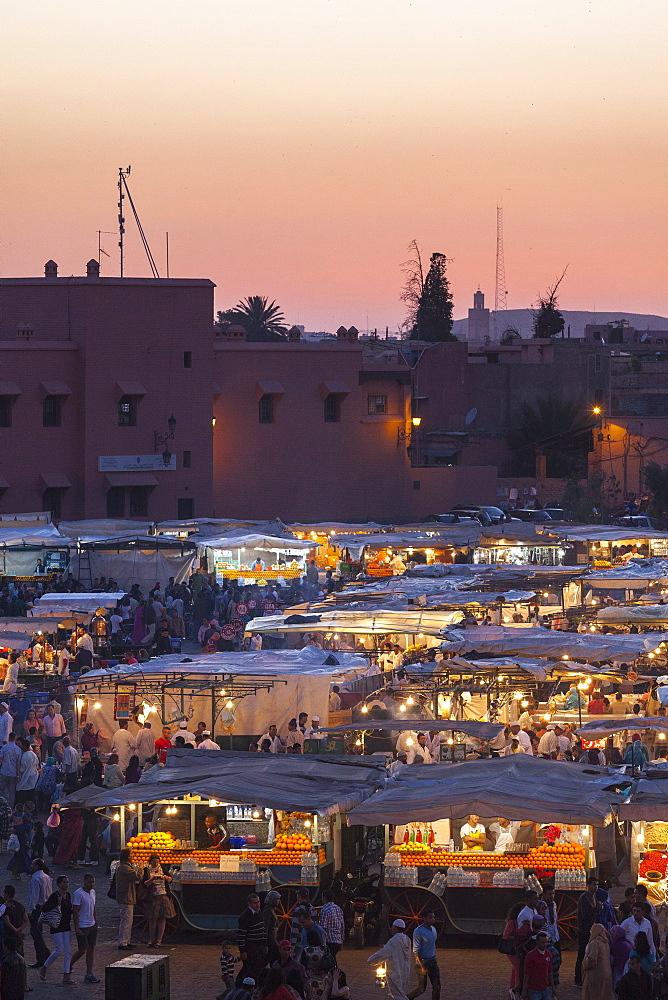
[38,874,75,985]
[111,721,136,774]
[27,858,52,969]
[581,922,613,1000]
[368,918,412,1000]
[319,888,345,961]
[407,910,440,1000]
[115,848,140,950]
[521,931,555,1000]
[0,735,21,808]
[70,872,100,983]
[575,876,602,986]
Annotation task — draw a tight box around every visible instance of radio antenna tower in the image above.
[495,204,507,313]
[117,166,160,279]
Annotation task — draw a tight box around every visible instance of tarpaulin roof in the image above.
[59,751,388,816]
[576,717,668,738]
[441,626,664,662]
[547,527,668,543]
[330,530,482,550]
[247,609,465,637]
[195,533,313,552]
[319,719,504,739]
[0,618,67,634]
[597,605,668,623]
[56,520,154,539]
[617,778,668,820]
[347,754,628,826]
[76,645,370,684]
[37,592,125,606]
[446,655,555,681]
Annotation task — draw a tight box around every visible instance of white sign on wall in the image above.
[98,455,177,472]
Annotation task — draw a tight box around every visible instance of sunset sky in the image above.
[1,0,666,331]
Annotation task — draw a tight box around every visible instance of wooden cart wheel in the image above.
[386,887,446,939]
[272,885,304,942]
[555,891,578,950]
[132,904,180,942]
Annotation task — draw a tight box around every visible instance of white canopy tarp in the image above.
[37,592,125,608]
[617,778,668,820]
[347,753,627,826]
[195,533,313,553]
[441,626,664,662]
[75,646,370,736]
[67,543,196,593]
[597,605,668,623]
[247,608,465,637]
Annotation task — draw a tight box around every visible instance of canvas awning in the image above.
[59,751,388,817]
[256,380,285,395]
[246,608,465,637]
[40,381,72,396]
[576,716,668,739]
[597,605,668,623]
[0,382,21,396]
[441,626,663,662]
[617,778,668,819]
[39,473,72,489]
[321,380,352,395]
[347,754,628,826]
[319,719,504,740]
[116,381,147,396]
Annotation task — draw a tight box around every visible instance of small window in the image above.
[177,498,194,519]
[259,394,274,423]
[183,450,191,468]
[183,351,192,369]
[129,486,150,517]
[106,487,125,518]
[324,394,341,422]
[42,487,64,519]
[118,395,137,426]
[595,355,602,373]
[367,394,387,415]
[0,397,12,428]
[42,395,62,427]
[413,480,421,490]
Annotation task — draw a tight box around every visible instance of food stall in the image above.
[61,750,387,934]
[328,529,481,577]
[347,754,627,945]
[195,532,314,584]
[618,776,668,903]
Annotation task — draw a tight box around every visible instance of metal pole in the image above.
[118,169,125,278]
[120,805,126,848]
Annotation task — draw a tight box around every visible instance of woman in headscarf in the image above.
[609,925,632,987]
[581,922,613,1000]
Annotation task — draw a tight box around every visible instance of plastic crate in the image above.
[105,954,169,1000]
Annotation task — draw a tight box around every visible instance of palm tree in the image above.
[220,296,287,341]
[506,396,593,477]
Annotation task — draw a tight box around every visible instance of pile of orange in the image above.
[397,843,585,870]
[274,833,313,852]
[183,847,326,866]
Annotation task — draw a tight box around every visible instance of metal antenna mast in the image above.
[495,204,507,313]
[117,166,160,278]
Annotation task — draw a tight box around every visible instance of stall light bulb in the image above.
[209,800,220,807]
[128,804,136,811]
[220,689,226,696]
[418,633,424,639]
[399,703,407,712]
[137,714,145,725]
[113,813,120,822]
[443,698,451,712]
[355,739,362,747]
[503,616,510,623]
[406,738,414,747]
[226,700,234,709]
[149,705,157,713]
[649,653,655,659]
[93,702,101,710]
[252,808,261,819]
[562,655,569,661]
[361,704,368,714]
[75,698,84,711]
[513,692,523,700]
[590,626,597,632]
[497,675,505,682]
[406,696,415,706]
[543,714,551,722]
[333,634,339,640]
[543,592,549,598]
[637,831,645,845]
[655,648,662,654]
[521,700,529,709]
[447,738,454,746]
[304,819,312,828]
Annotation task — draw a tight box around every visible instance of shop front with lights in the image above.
[196,533,314,585]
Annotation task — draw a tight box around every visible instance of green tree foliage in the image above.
[401,242,456,341]
[500,326,521,346]
[216,296,287,342]
[561,470,620,522]
[532,269,567,338]
[507,395,592,478]
[644,462,668,520]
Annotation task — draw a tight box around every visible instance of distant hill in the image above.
[454,309,668,341]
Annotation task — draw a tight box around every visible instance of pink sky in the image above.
[1,0,666,331]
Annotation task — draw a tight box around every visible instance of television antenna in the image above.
[117,166,160,278]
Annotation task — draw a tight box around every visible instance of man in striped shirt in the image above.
[236,893,266,986]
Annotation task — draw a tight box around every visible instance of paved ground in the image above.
[7,855,591,1000]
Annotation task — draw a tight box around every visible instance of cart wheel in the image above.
[132,905,180,943]
[272,885,303,942]
[386,888,446,939]
[555,892,578,950]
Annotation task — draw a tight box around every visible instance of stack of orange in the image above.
[397,843,585,869]
[184,847,326,866]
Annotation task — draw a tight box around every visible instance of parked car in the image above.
[450,504,511,524]
[424,513,480,524]
[543,505,565,520]
[614,514,654,529]
[511,509,553,522]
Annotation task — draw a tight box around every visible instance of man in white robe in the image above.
[367,919,412,1000]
